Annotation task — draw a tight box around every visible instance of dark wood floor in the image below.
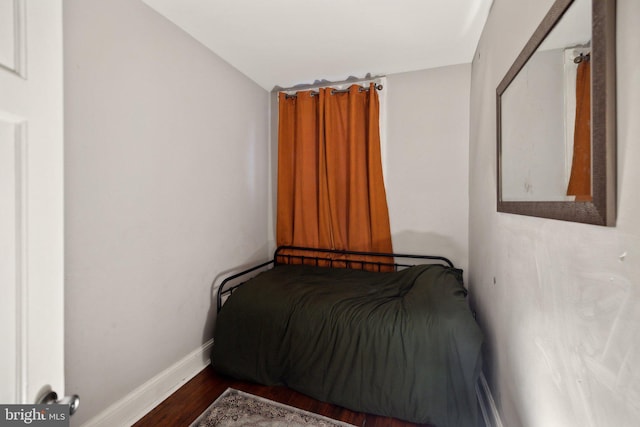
[134,365,434,427]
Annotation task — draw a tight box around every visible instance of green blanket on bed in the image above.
[213,264,483,427]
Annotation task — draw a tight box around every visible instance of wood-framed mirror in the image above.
[496,0,616,226]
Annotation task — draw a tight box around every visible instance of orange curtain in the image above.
[276,83,393,258]
[566,58,591,201]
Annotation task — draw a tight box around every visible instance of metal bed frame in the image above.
[216,245,455,312]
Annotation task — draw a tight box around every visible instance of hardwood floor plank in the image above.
[134,366,435,427]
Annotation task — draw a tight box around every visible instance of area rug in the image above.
[190,388,357,427]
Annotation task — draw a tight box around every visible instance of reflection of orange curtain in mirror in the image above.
[276,84,393,264]
[566,58,591,201]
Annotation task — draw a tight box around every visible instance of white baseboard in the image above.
[476,372,504,427]
[82,339,213,427]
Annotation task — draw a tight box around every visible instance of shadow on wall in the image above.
[392,229,465,268]
[201,245,270,365]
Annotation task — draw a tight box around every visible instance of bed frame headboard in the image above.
[274,245,453,269]
[216,246,454,312]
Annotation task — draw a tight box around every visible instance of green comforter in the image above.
[213,264,483,427]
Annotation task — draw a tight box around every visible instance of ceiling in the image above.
[142,0,494,91]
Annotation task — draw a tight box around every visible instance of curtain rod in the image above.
[573,52,590,64]
[284,83,383,99]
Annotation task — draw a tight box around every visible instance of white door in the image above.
[1,0,65,405]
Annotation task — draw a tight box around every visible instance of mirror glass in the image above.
[497,0,616,225]
[501,0,591,202]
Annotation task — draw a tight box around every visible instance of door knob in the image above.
[37,391,80,416]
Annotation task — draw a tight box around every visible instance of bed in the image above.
[212,246,483,427]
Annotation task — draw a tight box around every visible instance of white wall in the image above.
[64,0,269,425]
[386,65,470,274]
[469,0,640,426]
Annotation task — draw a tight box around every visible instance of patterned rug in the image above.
[190,388,357,427]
